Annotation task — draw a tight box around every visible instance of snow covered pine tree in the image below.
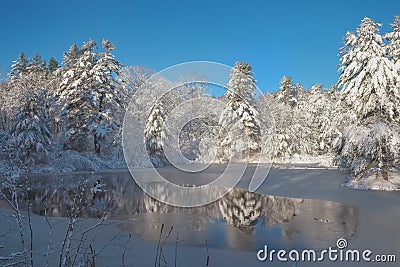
[7,53,53,165]
[58,39,122,154]
[8,89,52,165]
[384,16,400,75]
[219,62,261,162]
[276,76,299,107]
[271,77,307,159]
[335,17,400,187]
[144,100,166,166]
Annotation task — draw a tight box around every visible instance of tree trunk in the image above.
[94,93,104,155]
[0,111,4,131]
[94,134,100,155]
[381,138,388,181]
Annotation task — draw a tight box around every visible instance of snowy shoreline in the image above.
[7,155,398,192]
[28,164,399,192]
[2,149,399,192]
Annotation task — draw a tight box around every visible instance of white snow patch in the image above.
[267,153,335,167]
[35,150,102,173]
[343,170,400,191]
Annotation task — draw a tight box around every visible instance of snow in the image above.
[29,149,126,174]
[90,180,107,193]
[270,153,336,167]
[342,169,400,191]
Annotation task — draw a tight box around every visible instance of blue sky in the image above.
[1,0,399,92]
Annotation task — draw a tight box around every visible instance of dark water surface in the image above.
[8,169,358,252]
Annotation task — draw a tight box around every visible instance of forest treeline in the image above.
[1,16,400,187]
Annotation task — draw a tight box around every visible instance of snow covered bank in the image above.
[342,170,400,191]
[2,146,398,192]
[270,153,335,168]
[30,149,127,173]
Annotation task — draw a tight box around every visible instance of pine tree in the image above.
[8,89,52,164]
[48,57,59,72]
[269,94,316,159]
[276,76,298,107]
[267,81,321,160]
[338,17,399,122]
[27,54,47,74]
[5,53,28,129]
[9,52,28,81]
[267,94,298,159]
[219,62,261,161]
[6,53,57,135]
[226,62,256,103]
[299,85,340,155]
[58,41,95,151]
[270,77,313,160]
[62,44,80,66]
[335,17,400,182]
[10,53,49,88]
[144,100,166,166]
[335,122,400,181]
[90,40,123,154]
[58,39,122,154]
[385,16,400,65]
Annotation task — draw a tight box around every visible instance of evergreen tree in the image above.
[27,54,47,74]
[62,44,80,67]
[58,39,122,154]
[10,53,49,86]
[267,93,299,159]
[226,62,256,103]
[144,100,166,166]
[6,53,57,135]
[276,76,298,107]
[335,17,400,182]
[8,89,52,164]
[270,89,313,159]
[90,40,123,154]
[9,52,28,81]
[385,16,400,61]
[219,62,261,161]
[58,42,93,151]
[335,122,400,181]
[48,57,59,72]
[5,54,27,129]
[299,85,340,154]
[338,17,399,122]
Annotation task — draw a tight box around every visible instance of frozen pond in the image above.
[12,169,358,252]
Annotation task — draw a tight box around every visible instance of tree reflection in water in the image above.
[7,171,358,251]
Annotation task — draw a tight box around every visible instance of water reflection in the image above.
[8,171,358,251]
